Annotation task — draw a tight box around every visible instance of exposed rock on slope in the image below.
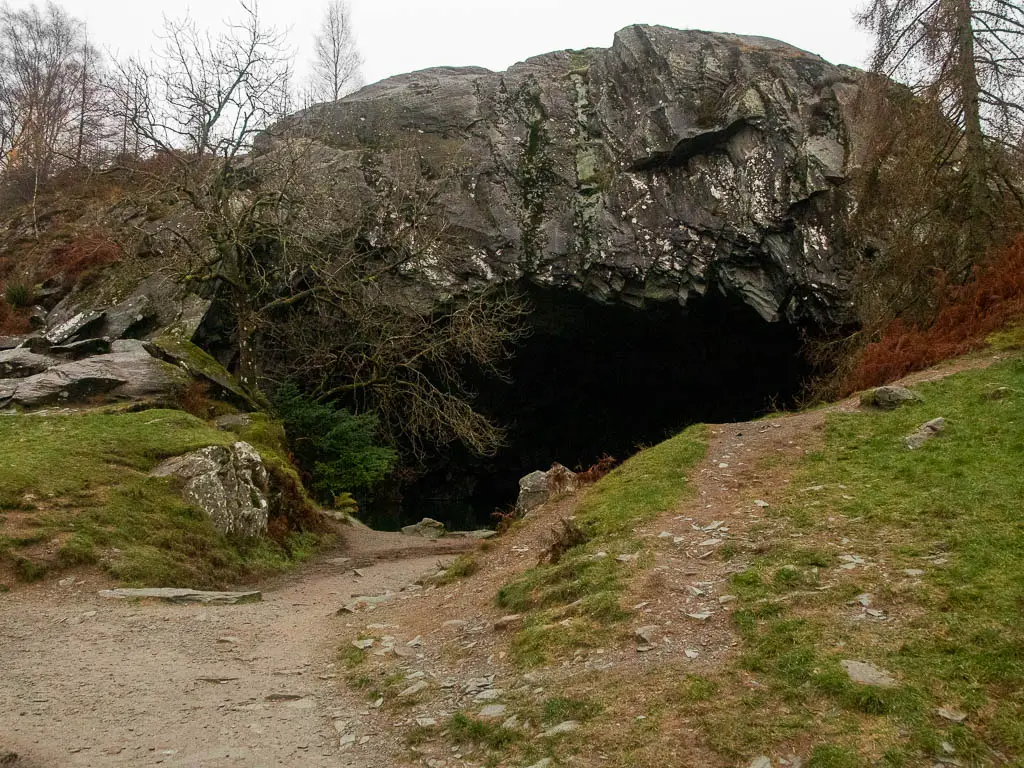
[152,442,271,537]
[279,25,864,325]
[0,340,186,408]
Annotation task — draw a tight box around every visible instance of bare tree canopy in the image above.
[0,2,107,194]
[112,0,523,459]
[309,0,363,104]
[114,0,292,160]
[858,0,1024,217]
[860,0,1024,143]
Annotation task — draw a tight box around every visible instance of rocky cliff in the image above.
[279,25,864,326]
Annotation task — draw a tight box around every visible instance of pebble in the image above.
[415,717,438,727]
[398,681,429,698]
[635,625,660,646]
[685,612,713,622]
[937,706,968,723]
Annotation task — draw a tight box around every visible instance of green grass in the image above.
[541,696,603,724]
[988,323,1024,351]
[448,713,523,751]
[432,553,479,585]
[708,358,1024,762]
[0,409,235,504]
[497,424,709,666]
[0,409,321,586]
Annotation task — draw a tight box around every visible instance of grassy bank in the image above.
[497,424,709,666]
[697,358,1024,764]
[0,409,321,588]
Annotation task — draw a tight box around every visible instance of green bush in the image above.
[3,282,33,309]
[272,382,397,504]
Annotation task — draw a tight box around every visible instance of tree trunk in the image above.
[956,0,989,245]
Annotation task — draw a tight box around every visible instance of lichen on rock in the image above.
[275,25,865,327]
[152,441,271,538]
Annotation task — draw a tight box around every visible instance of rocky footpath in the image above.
[279,25,866,326]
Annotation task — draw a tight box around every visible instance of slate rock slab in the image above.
[44,310,105,345]
[0,348,59,379]
[99,588,262,604]
[841,659,897,688]
[1,340,186,407]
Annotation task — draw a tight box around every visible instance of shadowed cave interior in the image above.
[377,284,812,530]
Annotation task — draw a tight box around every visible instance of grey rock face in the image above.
[152,441,270,538]
[0,340,186,408]
[103,293,156,339]
[279,26,864,325]
[515,463,581,514]
[860,385,923,410]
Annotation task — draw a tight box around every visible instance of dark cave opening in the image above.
[393,285,812,530]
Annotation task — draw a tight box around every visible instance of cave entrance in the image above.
[396,285,811,529]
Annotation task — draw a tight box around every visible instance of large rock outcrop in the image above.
[277,25,865,326]
[152,441,271,538]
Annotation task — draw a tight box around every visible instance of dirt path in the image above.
[0,528,474,768]
[2,352,1006,768]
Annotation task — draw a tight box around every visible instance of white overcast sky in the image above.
[55,0,871,86]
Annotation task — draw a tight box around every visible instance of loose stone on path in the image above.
[99,588,261,605]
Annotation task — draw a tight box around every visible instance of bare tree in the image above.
[858,0,1024,240]
[0,2,106,208]
[309,0,363,104]
[112,1,293,392]
[114,1,524,457]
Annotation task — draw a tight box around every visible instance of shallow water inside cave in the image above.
[376,285,811,530]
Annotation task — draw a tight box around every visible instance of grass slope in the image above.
[497,424,709,666]
[711,358,1024,765]
[0,409,319,588]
